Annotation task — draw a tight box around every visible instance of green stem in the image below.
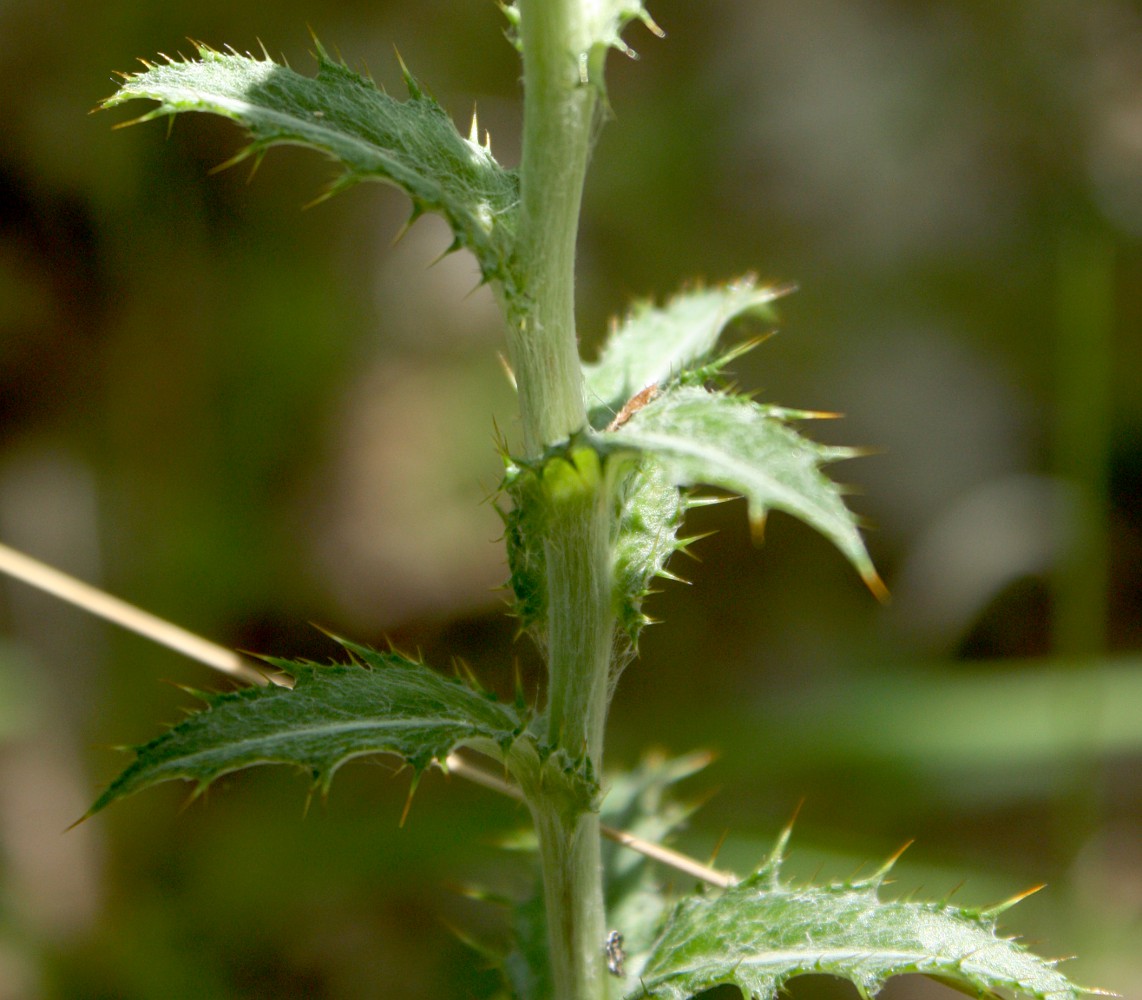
[508,0,597,456]
[543,454,614,764]
[531,453,614,1000]
[509,4,613,999]
[532,805,608,1000]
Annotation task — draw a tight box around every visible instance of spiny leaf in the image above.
[584,1,666,67]
[87,641,527,817]
[501,1,664,68]
[603,752,714,974]
[602,386,884,597]
[611,459,687,644]
[584,277,791,430]
[103,42,520,286]
[632,856,1091,1000]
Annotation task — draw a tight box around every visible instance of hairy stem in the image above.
[536,477,614,999]
[543,464,614,765]
[511,3,611,998]
[532,805,608,1000]
[508,0,597,456]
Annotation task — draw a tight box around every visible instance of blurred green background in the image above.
[1,1,1140,997]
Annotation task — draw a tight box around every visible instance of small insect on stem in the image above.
[604,929,626,977]
[606,382,659,431]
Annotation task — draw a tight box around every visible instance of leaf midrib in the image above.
[131,83,409,169]
[149,714,505,769]
[615,428,818,518]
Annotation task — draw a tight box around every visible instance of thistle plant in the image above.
[70,4,1098,999]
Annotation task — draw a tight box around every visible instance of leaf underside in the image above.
[104,42,519,285]
[583,276,787,429]
[87,640,526,817]
[633,858,1088,1000]
[606,385,884,598]
[506,310,882,645]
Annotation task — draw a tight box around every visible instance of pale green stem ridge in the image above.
[509,0,597,456]
[544,475,615,764]
[536,472,615,1000]
[532,806,608,1000]
[512,3,613,998]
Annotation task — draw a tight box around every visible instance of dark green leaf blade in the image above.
[604,386,884,597]
[634,862,1090,1000]
[88,646,526,815]
[584,278,789,428]
[104,43,519,284]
